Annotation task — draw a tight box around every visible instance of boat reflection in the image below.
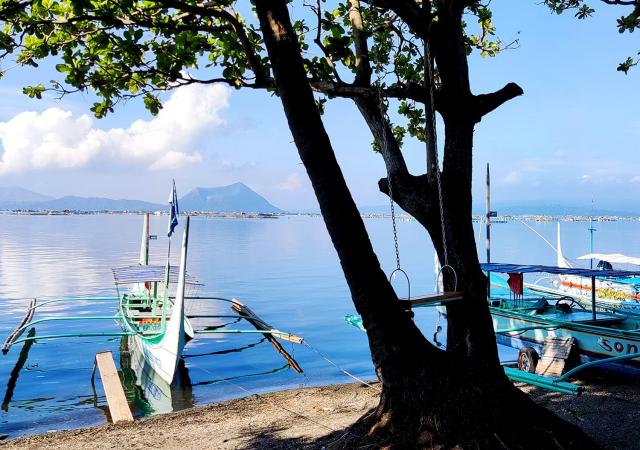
[119,336,194,415]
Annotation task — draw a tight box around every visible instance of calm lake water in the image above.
[1,214,639,439]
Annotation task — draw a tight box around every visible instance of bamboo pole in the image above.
[231,299,303,373]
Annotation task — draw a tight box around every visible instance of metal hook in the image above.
[389,268,411,300]
[435,264,458,294]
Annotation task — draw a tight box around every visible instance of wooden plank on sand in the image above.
[94,351,133,423]
[535,336,578,377]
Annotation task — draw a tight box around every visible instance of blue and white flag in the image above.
[168,180,179,237]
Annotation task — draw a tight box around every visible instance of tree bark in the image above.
[255,1,595,448]
[254,0,437,384]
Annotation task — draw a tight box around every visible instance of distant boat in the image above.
[553,224,640,309]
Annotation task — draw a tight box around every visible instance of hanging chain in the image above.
[425,37,448,267]
[375,81,401,271]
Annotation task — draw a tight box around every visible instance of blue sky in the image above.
[0,1,638,212]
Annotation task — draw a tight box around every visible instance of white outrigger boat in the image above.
[2,196,303,387]
[114,213,194,384]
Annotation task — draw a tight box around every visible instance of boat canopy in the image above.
[576,253,640,267]
[111,265,202,285]
[480,262,640,279]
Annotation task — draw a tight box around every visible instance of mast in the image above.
[486,163,493,297]
[486,163,491,264]
[589,198,596,269]
[139,213,150,266]
[162,180,179,331]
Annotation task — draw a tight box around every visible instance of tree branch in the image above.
[348,0,372,86]
[311,81,427,102]
[378,173,435,226]
[355,95,408,178]
[471,82,524,122]
[362,0,432,39]
[158,0,268,84]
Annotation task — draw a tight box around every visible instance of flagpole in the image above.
[162,236,171,332]
[162,179,179,332]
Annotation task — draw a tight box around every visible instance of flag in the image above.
[168,180,179,237]
[507,272,523,297]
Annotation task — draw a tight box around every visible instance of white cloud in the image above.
[504,171,521,184]
[277,172,303,192]
[580,174,591,183]
[631,176,640,184]
[0,83,230,175]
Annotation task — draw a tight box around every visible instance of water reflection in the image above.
[2,328,36,411]
[119,336,194,415]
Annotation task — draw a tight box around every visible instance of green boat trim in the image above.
[344,314,585,396]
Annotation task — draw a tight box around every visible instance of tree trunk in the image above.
[255,1,595,448]
[254,0,436,381]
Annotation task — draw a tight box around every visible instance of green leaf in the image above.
[23,85,46,99]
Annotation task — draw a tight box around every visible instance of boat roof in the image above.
[481,262,640,278]
[112,265,202,285]
[577,253,640,266]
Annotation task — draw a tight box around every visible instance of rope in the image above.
[188,360,340,434]
[303,341,381,392]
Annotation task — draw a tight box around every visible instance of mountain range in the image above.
[0,182,283,214]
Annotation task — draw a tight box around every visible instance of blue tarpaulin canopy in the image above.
[480,263,640,279]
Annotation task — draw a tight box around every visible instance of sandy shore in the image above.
[3,375,639,449]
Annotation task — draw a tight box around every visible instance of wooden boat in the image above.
[346,262,640,395]
[113,214,194,384]
[2,214,304,386]
[486,266,640,360]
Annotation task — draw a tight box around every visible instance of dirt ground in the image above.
[2,375,639,449]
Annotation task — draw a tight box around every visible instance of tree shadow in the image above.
[519,371,640,450]
[237,424,365,449]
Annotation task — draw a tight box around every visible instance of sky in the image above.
[0,1,638,212]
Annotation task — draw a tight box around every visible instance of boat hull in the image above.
[491,307,640,369]
[121,318,192,385]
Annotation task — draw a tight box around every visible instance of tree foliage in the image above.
[0,0,514,136]
[544,0,640,73]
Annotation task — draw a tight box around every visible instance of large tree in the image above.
[0,1,597,447]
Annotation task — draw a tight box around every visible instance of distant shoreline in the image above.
[2,210,640,222]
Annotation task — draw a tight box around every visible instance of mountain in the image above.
[0,187,53,209]
[180,183,283,213]
[0,183,282,213]
[34,196,164,212]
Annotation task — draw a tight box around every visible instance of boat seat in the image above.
[410,292,464,307]
[543,311,625,324]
